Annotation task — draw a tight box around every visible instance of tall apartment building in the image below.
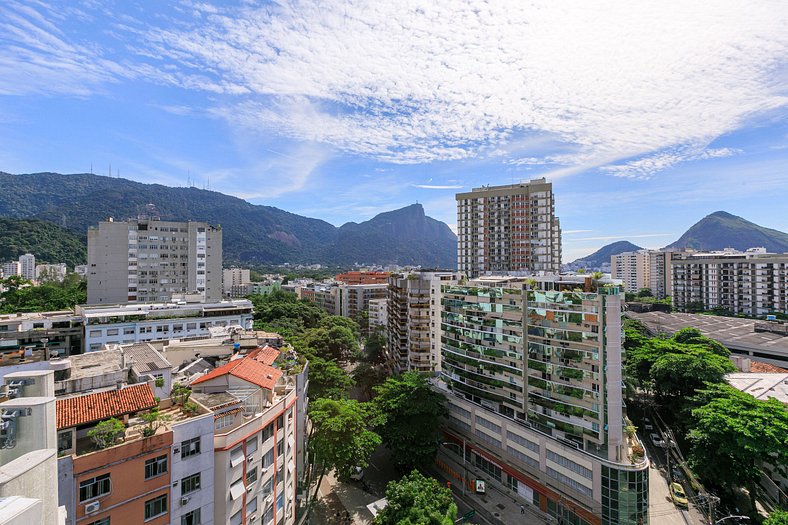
[19,253,36,281]
[671,248,788,316]
[368,298,388,331]
[386,271,462,372]
[87,218,222,305]
[339,283,388,323]
[335,271,390,285]
[611,250,678,299]
[189,346,304,525]
[456,179,561,278]
[438,276,648,525]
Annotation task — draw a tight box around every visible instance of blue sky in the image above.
[1,1,787,262]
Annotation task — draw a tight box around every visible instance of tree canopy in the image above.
[0,273,86,314]
[308,398,381,480]
[373,372,447,472]
[373,470,457,525]
[765,510,788,525]
[307,357,355,400]
[688,384,788,510]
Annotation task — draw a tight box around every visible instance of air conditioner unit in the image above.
[247,455,254,462]
[180,496,190,506]
[85,501,100,514]
[249,514,257,522]
[246,485,254,493]
[261,465,269,474]
[264,495,272,505]
[173,447,180,454]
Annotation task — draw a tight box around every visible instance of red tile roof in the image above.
[56,384,156,430]
[191,354,283,390]
[250,345,280,366]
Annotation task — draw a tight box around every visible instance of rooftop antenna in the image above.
[90,162,93,174]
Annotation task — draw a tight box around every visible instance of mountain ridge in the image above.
[665,211,788,253]
[568,240,644,269]
[0,172,457,268]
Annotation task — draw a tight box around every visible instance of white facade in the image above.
[611,251,650,293]
[223,268,251,295]
[36,264,67,283]
[18,254,35,281]
[170,413,216,525]
[76,300,254,352]
[368,298,388,330]
[1,261,20,279]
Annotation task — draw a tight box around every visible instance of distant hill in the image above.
[0,218,86,268]
[0,172,457,268]
[569,240,644,269]
[665,211,788,253]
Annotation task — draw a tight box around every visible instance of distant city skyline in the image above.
[1,1,787,262]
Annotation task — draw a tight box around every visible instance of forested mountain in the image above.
[665,211,788,253]
[0,172,457,267]
[0,218,86,268]
[569,241,644,269]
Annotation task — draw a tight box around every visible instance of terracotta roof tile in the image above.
[56,384,156,430]
[250,345,280,366]
[191,354,283,390]
[750,361,788,373]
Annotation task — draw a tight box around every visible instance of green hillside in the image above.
[0,172,457,267]
[570,240,644,268]
[0,218,86,268]
[666,211,788,252]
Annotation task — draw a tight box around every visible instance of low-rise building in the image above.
[1,261,21,279]
[76,299,254,352]
[0,311,84,363]
[36,263,68,283]
[335,271,389,285]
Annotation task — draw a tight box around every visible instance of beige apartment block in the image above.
[456,179,561,277]
[87,218,222,305]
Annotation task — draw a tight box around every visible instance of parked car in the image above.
[650,433,666,448]
[643,417,654,431]
[670,482,688,507]
[672,466,686,482]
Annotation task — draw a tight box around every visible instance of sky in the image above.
[1,1,787,263]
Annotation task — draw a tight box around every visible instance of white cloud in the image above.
[3,0,787,178]
[563,230,593,235]
[137,0,787,170]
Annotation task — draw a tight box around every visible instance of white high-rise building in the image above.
[87,218,222,305]
[1,261,20,279]
[18,253,36,281]
[611,250,677,299]
[456,179,561,278]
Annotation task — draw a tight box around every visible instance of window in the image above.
[276,438,284,457]
[181,473,201,495]
[181,437,201,458]
[247,496,258,516]
[261,424,274,442]
[144,494,168,521]
[230,478,245,500]
[87,518,110,525]
[246,466,258,485]
[246,436,258,454]
[57,430,73,454]
[216,413,235,430]
[230,510,242,525]
[145,455,168,479]
[261,477,273,496]
[230,446,244,467]
[79,473,111,502]
[181,509,200,525]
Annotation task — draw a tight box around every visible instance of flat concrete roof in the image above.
[626,311,788,366]
[726,373,788,404]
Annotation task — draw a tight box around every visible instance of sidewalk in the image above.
[427,449,555,525]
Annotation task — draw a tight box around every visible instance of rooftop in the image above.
[75,299,253,318]
[626,311,788,359]
[122,342,171,374]
[191,352,283,390]
[249,345,280,366]
[190,391,240,410]
[56,383,157,430]
[59,349,125,380]
[726,373,788,404]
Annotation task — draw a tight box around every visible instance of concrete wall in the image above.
[171,413,215,525]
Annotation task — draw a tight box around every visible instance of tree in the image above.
[363,329,387,364]
[320,315,361,340]
[308,398,380,503]
[671,327,729,357]
[0,274,86,314]
[352,362,388,400]
[372,373,447,472]
[765,510,788,525]
[170,383,192,405]
[141,408,172,437]
[88,418,125,449]
[637,288,653,298]
[650,350,735,399]
[373,470,457,525]
[302,325,358,362]
[308,357,354,400]
[688,384,788,513]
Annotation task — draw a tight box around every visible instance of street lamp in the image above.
[441,439,467,495]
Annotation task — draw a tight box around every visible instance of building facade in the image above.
[18,253,36,281]
[368,298,388,331]
[76,300,254,352]
[456,179,561,278]
[611,250,676,299]
[339,284,388,323]
[387,271,462,372]
[36,263,68,283]
[87,218,222,305]
[438,276,648,525]
[2,261,21,278]
[671,249,788,316]
[335,271,390,285]
[0,311,84,361]
[223,268,251,296]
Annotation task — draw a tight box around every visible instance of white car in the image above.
[350,466,364,481]
[643,417,654,431]
[650,433,666,448]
